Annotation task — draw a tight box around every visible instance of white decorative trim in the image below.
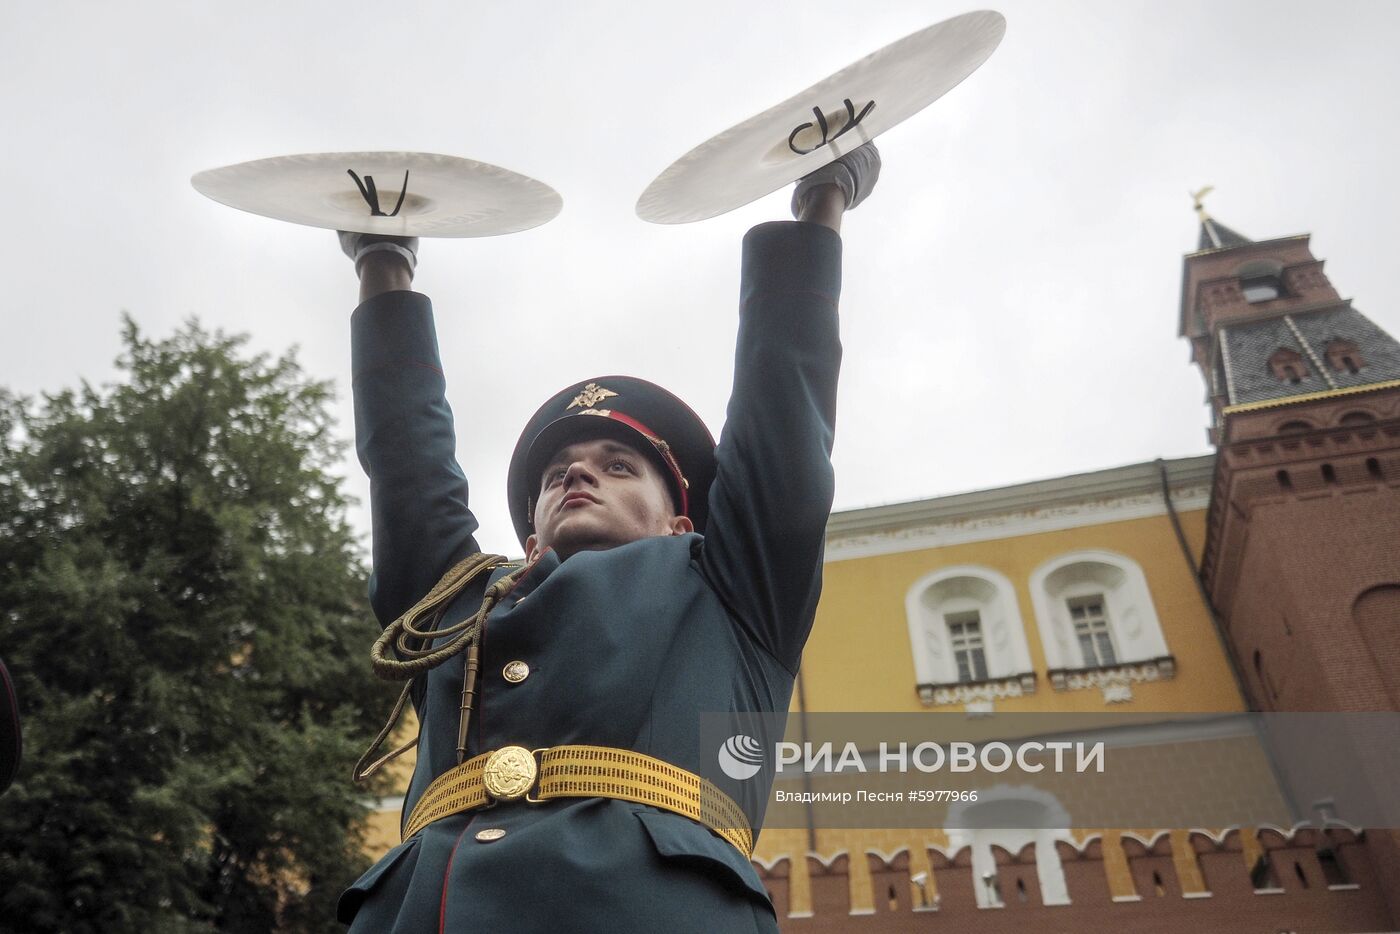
[1120,830,1172,851]
[806,850,849,870]
[826,456,1216,562]
[1102,682,1134,703]
[1253,887,1286,896]
[1255,819,1366,840]
[829,487,1212,561]
[1182,891,1214,899]
[1219,324,1237,405]
[1064,833,1103,854]
[1112,894,1144,903]
[785,911,814,919]
[1326,883,1361,891]
[864,846,909,864]
[1283,314,1338,390]
[849,908,876,916]
[919,673,1038,707]
[751,852,791,871]
[1051,658,1177,701]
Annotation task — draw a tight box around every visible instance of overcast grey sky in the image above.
[4,1,1398,556]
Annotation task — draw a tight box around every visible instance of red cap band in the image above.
[594,411,690,518]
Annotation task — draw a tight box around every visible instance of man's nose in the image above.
[562,460,597,488]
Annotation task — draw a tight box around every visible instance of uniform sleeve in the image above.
[352,290,482,626]
[699,221,842,674]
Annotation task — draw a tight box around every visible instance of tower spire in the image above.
[1190,186,1252,251]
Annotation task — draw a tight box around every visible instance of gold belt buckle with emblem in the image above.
[481,745,545,803]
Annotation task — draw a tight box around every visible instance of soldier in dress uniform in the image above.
[337,144,880,932]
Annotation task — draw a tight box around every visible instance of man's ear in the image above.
[525,533,540,562]
[669,515,694,536]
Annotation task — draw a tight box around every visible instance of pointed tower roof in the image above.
[1190,186,1253,250]
[1198,216,1252,251]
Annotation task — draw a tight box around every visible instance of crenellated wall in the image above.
[751,825,1394,932]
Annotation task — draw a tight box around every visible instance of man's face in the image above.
[525,437,693,562]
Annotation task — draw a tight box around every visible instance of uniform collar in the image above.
[506,548,560,600]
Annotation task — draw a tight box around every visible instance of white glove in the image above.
[337,231,419,279]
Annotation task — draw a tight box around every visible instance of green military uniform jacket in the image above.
[339,221,842,932]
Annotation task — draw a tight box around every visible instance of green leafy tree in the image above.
[0,318,395,933]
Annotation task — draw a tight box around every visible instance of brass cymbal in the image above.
[636,10,1006,224]
[192,151,562,237]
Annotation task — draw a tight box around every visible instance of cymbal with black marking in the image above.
[192,151,562,237]
[637,10,1006,224]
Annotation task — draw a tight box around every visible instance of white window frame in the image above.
[947,611,990,683]
[1029,550,1169,672]
[905,566,1033,687]
[1067,595,1117,667]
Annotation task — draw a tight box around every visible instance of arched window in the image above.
[1268,348,1308,384]
[1236,259,1285,303]
[1339,411,1376,426]
[1030,551,1173,699]
[1277,419,1313,434]
[906,567,1035,708]
[1354,585,1400,708]
[946,786,1074,908]
[1324,339,1364,374]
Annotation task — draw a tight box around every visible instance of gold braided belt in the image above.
[402,744,754,857]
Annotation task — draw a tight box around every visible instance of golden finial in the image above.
[1190,185,1214,222]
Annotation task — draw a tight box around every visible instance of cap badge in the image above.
[567,383,618,410]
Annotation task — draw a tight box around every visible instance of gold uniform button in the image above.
[475,828,506,843]
[502,660,530,683]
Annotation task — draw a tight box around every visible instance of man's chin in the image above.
[547,523,653,562]
[552,537,623,562]
[547,523,623,561]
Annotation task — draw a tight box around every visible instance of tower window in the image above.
[1268,348,1309,384]
[1325,339,1364,374]
[1069,596,1117,667]
[1236,259,1286,303]
[1241,276,1282,302]
[946,611,989,683]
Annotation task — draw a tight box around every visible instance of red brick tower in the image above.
[1180,197,1400,911]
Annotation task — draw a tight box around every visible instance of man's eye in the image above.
[608,460,633,473]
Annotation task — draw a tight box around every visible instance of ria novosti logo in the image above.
[717,734,765,780]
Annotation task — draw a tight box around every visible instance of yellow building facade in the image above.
[798,454,1238,717]
[745,454,1284,922]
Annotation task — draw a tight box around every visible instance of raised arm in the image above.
[343,234,483,626]
[699,144,880,673]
